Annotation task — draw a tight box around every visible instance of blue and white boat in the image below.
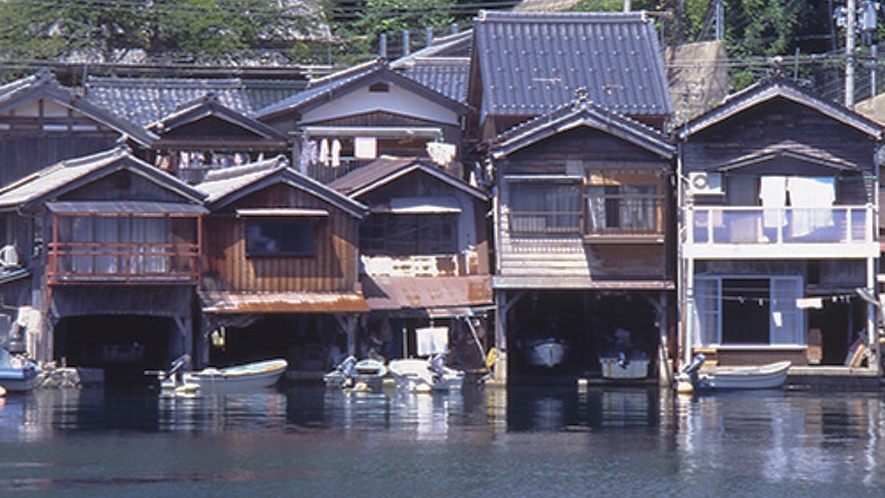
[0,346,39,392]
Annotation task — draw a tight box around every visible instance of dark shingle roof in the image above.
[85,77,254,128]
[471,10,672,123]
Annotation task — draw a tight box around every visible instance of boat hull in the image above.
[164,359,288,395]
[696,361,791,390]
[0,365,38,392]
[388,359,463,392]
[525,340,566,368]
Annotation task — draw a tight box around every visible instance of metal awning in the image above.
[46,201,208,215]
[199,291,369,314]
[372,197,461,214]
[236,208,329,218]
[361,274,493,311]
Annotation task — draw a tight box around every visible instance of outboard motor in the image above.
[683,353,706,375]
[164,354,191,383]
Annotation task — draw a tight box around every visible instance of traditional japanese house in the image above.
[677,78,883,378]
[0,69,155,188]
[195,156,368,373]
[328,156,492,369]
[146,93,290,184]
[255,60,471,183]
[470,11,675,384]
[0,145,207,383]
[485,97,675,384]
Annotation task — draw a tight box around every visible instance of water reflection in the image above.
[1,385,885,493]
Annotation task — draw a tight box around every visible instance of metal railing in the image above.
[687,205,874,245]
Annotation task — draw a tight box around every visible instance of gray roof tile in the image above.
[472,11,672,123]
[85,77,254,128]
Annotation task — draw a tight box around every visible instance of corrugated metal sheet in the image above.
[473,11,672,122]
[46,201,207,215]
[199,291,369,313]
[85,77,254,128]
[361,275,493,311]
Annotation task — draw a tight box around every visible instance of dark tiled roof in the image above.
[396,58,470,104]
[488,96,674,160]
[0,70,156,146]
[255,60,470,120]
[472,11,673,123]
[327,155,487,200]
[85,77,254,128]
[679,77,884,140]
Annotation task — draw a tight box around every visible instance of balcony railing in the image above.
[508,195,665,237]
[687,205,874,245]
[47,241,201,284]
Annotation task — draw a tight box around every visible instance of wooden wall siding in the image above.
[502,127,669,174]
[203,184,359,293]
[0,133,120,188]
[357,170,491,274]
[62,170,189,203]
[683,100,878,175]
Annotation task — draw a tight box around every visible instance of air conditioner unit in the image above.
[688,172,723,195]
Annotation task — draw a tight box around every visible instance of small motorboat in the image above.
[524,338,567,368]
[387,353,464,393]
[677,353,791,391]
[0,346,39,392]
[323,355,388,390]
[156,355,288,396]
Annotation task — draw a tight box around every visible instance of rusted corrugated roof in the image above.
[199,291,369,314]
[361,275,493,311]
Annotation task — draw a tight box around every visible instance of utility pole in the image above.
[847,0,857,108]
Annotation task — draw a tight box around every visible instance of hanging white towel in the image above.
[331,139,342,168]
[759,176,787,228]
[319,139,330,166]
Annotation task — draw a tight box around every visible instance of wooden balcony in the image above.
[684,205,877,259]
[47,241,201,285]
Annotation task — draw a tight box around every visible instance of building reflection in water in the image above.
[2,383,885,489]
[674,390,885,487]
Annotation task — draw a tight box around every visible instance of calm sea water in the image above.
[1,383,884,497]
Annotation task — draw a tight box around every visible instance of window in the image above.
[693,276,804,347]
[56,215,171,274]
[509,182,581,234]
[360,214,457,256]
[246,219,314,257]
[585,184,660,235]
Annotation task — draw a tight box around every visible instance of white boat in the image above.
[0,346,39,392]
[524,338,566,368]
[323,356,388,389]
[678,353,791,390]
[387,354,464,393]
[158,356,288,396]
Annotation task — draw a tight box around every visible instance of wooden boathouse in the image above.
[195,156,369,373]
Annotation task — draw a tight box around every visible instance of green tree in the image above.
[332,0,456,58]
[0,0,328,65]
